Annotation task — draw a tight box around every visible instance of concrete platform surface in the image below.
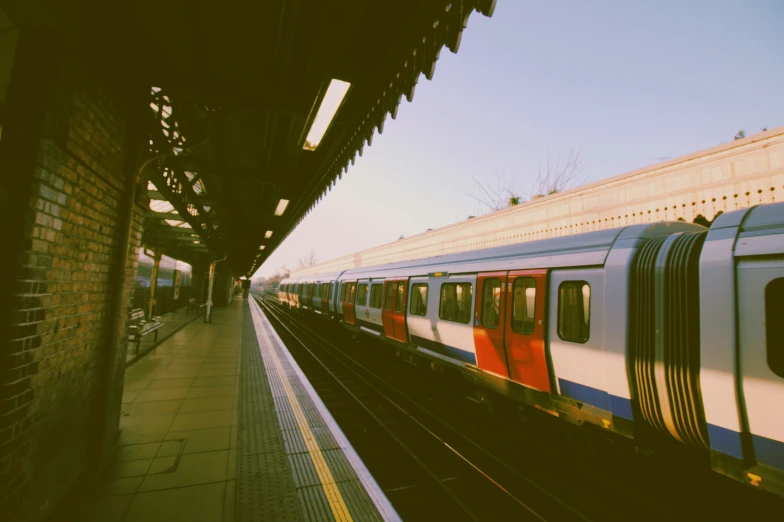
[56,297,398,522]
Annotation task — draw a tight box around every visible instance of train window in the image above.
[356,283,368,306]
[395,281,405,312]
[558,281,590,343]
[340,284,347,302]
[369,284,383,309]
[384,282,395,310]
[349,283,356,303]
[330,282,335,301]
[481,279,502,328]
[440,283,472,324]
[410,283,428,316]
[512,277,536,334]
[766,278,784,378]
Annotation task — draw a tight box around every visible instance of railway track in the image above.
[254,294,586,521]
[253,293,784,521]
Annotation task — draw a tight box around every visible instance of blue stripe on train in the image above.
[410,334,477,365]
[557,378,632,420]
[560,381,783,467]
[707,425,784,469]
[753,433,784,470]
[707,424,744,459]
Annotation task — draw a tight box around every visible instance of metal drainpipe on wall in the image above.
[205,255,227,323]
[145,248,161,320]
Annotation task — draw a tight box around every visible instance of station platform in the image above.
[63,297,399,522]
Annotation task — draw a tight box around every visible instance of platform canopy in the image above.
[2,0,494,275]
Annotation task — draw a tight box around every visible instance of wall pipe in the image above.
[205,255,227,323]
[145,248,161,319]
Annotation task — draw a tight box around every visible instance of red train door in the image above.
[342,282,356,325]
[381,281,396,337]
[391,280,408,342]
[504,270,550,392]
[473,272,510,377]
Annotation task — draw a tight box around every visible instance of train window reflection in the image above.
[356,283,368,306]
[558,281,590,343]
[512,277,536,334]
[766,278,784,378]
[410,283,428,316]
[395,282,405,312]
[369,284,383,309]
[482,279,502,328]
[440,283,472,324]
[384,282,395,310]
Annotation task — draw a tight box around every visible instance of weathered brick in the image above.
[3,52,146,522]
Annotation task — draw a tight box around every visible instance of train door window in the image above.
[356,283,368,306]
[384,282,395,310]
[481,279,502,328]
[330,282,335,300]
[766,278,784,378]
[369,284,383,309]
[410,283,428,316]
[557,281,590,343]
[512,277,536,334]
[395,281,406,312]
[349,283,356,303]
[440,283,472,324]
[340,284,347,302]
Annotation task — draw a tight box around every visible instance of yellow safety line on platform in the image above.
[256,316,354,522]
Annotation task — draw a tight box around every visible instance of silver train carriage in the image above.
[276,202,784,497]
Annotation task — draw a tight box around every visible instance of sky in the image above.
[256,0,784,279]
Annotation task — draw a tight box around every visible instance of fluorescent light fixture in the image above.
[302,79,351,151]
[274,199,289,216]
[193,240,200,244]
[265,230,273,238]
[259,245,265,250]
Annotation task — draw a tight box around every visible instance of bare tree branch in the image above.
[467,145,585,213]
[296,249,319,270]
[527,145,584,199]
[464,173,523,213]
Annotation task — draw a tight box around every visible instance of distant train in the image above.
[277,202,784,497]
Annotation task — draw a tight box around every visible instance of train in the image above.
[276,202,784,497]
[133,248,193,316]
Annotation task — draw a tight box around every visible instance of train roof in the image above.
[335,221,703,280]
[707,201,784,258]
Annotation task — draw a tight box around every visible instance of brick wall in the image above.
[0,37,144,521]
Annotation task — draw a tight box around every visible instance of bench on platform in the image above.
[186,298,207,315]
[128,308,164,353]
